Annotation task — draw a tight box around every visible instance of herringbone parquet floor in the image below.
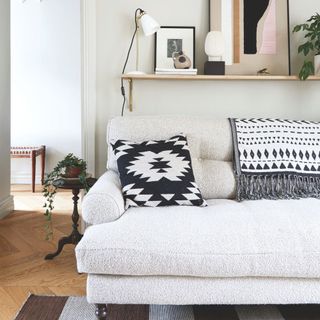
[0,186,86,320]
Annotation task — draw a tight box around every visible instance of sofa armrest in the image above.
[82,170,125,225]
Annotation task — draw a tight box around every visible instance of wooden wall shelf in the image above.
[121,74,320,111]
[122,74,320,81]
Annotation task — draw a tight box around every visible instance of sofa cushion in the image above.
[76,198,320,279]
[107,116,236,200]
[111,134,206,208]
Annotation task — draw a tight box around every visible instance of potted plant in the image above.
[293,13,320,80]
[43,153,88,239]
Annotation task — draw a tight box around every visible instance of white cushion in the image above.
[76,198,320,279]
[106,116,236,199]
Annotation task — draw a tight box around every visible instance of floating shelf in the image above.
[121,74,320,111]
[122,74,320,81]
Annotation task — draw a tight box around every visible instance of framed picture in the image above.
[155,26,196,70]
[209,0,290,75]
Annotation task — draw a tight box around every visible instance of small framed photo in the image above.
[155,26,196,70]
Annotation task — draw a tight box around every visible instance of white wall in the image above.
[95,0,320,176]
[11,0,82,184]
[0,0,14,218]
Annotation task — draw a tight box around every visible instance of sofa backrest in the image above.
[107,116,236,199]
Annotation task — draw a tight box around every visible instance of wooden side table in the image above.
[10,145,46,192]
[44,176,97,260]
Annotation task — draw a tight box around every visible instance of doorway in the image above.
[10,0,83,198]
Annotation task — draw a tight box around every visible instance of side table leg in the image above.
[44,235,73,260]
[44,188,83,260]
[71,188,82,243]
[31,150,36,193]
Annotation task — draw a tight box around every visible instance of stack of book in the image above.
[155,68,198,75]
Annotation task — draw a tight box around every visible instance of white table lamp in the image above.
[205,31,225,61]
[204,31,226,75]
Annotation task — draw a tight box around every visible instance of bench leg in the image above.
[41,145,46,185]
[31,150,36,193]
[95,304,108,319]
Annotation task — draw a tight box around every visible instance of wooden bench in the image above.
[10,146,46,192]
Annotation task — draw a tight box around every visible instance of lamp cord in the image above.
[121,8,143,116]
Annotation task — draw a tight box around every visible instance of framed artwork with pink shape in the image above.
[209,0,291,75]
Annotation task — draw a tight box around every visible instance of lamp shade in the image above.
[140,13,160,36]
[205,31,225,61]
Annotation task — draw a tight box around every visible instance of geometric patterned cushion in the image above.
[111,135,207,208]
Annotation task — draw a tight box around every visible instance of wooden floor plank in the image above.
[48,286,86,296]
[0,186,86,320]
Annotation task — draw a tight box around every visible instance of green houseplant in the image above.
[43,153,88,239]
[293,13,320,80]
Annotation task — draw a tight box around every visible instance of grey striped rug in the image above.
[15,295,320,320]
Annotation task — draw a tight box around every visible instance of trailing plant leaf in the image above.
[43,153,90,240]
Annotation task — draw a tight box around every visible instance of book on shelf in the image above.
[155,68,198,75]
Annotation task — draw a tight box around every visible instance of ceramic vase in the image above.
[64,166,82,178]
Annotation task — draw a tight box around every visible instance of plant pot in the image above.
[64,166,82,178]
[315,55,320,75]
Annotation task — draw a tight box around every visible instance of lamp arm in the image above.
[120,8,144,116]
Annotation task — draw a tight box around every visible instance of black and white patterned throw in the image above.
[111,135,207,208]
[230,118,320,201]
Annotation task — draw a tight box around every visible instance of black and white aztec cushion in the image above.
[111,135,207,208]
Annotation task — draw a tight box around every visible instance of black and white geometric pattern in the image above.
[230,118,320,201]
[231,118,320,174]
[111,135,207,208]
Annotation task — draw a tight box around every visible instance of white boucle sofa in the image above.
[76,116,320,318]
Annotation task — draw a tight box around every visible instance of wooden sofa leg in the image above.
[95,304,108,319]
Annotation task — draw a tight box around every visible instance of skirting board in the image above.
[0,196,14,219]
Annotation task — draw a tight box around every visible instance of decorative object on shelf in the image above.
[44,175,96,260]
[209,0,290,75]
[155,68,197,75]
[43,153,89,240]
[244,0,271,54]
[209,0,237,65]
[293,13,320,80]
[155,26,196,71]
[204,61,225,75]
[204,31,226,75]
[172,51,192,69]
[257,68,270,75]
[120,8,160,116]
